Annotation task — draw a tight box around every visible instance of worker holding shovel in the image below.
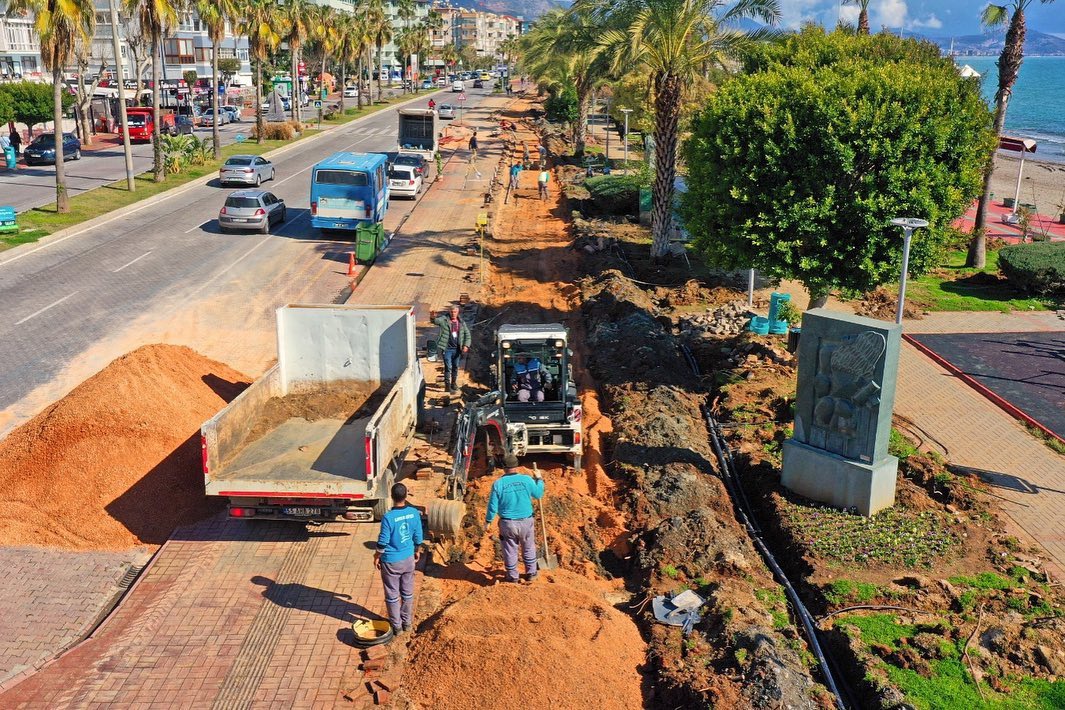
[485,454,544,583]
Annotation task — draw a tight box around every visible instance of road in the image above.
[0,88,412,214]
[0,87,490,438]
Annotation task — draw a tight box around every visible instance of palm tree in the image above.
[9,0,95,212]
[845,0,871,34]
[522,8,607,156]
[967,0,1055,268]
[335,14,364,114]
[281,0,312,124]
[364,0,391,101]
[237,0,282,144]
[594,0,780,260]
[126,0,178,182]
[196,0,240,159]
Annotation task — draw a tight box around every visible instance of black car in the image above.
[473,78,484,88]
[175,115,196,135]
[23,132,82,165]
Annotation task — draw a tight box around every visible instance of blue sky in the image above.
[777,0,1065,36]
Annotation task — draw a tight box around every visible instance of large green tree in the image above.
[9,0,95,212]
[592,0,781,259]
[968,0,1057,268]
[280,0,312,124]
[0,81,66,131]
[196,0,241,159]
[681,30,994,307]
[238,0,282,144]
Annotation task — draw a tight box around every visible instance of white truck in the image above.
[201,304,425,523]
[397,108,437,163]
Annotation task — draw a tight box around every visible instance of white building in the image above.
[0,14,42,80]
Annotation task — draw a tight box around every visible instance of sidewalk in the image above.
[0,94,514,709]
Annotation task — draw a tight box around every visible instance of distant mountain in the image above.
[466,0,570,20]
[924,30,1065,56]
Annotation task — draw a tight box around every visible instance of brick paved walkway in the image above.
[891,310,1065,576]
[0,95,513,708]
[0,547,151,689]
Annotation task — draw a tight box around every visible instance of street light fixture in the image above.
[620,108,632,169]
[890,217,928,325]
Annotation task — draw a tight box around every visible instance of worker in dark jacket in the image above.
[434,305,471,395]
[485,454,544,583]
[374,483,423,636]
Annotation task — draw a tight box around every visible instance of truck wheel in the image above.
[427,499,465,537]
[372,470,395,521]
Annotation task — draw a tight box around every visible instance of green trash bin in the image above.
[354,222,385,263]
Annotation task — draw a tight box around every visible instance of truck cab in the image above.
[491,323,582,468]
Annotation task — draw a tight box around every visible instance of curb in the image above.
[902,333,1065,446]
[0,89,444,269]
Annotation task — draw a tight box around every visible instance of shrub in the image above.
[251,121,296,140]
[998,242,1065,296]
[584,174,641,215]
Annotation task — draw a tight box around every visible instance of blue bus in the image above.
[310,152,389,233]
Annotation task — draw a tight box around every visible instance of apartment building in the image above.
[430,3,521,60]
[0,14,42,80]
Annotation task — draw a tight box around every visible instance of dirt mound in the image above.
[857,287,925,320]
[243,381,381,446]
[403,570,646,710]
[0,344,249,550]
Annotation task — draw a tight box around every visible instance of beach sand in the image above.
[989,153,1065,218]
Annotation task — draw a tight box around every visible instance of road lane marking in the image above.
[187,236,273,299]
[275,211,310,235]
[112,251,153,272]
[184,221,211,234]
[15,291,79,326]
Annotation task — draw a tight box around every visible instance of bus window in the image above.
[314,170,369,186]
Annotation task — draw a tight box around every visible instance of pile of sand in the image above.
[0,344,249,550]
[404,570,646,709]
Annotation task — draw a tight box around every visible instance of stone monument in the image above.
[781,309,902,516]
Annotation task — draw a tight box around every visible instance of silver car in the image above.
[200,108,228,126]
[219,155,275,186]
[218,190,287,234]
[437,104,455,120]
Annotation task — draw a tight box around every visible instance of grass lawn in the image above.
[2,90,442,253]
[907,249,1060,313]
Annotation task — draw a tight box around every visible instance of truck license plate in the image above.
[283,506,321,517]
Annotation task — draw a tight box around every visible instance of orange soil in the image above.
[405,569,646,710]
[0,344,249,550]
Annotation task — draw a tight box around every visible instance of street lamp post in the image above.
[620,108,632,169]
[890,217,929,325]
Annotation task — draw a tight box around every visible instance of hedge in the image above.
[585,174,641,215]
[998,242,1065,296]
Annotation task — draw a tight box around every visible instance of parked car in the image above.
[343,85,359,98]
[175,115,196,135]
[218,190,286,234]
[473,78,484,88]
[220,105,241,123]
[437,104,455,120]
[23,132,81,165]
[219,155,275,186]
[200,108,228,127]
[421,79,433,90]
[388,165,421,199]
[434,76,448,87]
[393,153,428,178]
[451,80,464,92]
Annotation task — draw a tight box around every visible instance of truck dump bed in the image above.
[203,305,421,500]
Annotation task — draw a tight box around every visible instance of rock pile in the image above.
[721,338,794,368]
[679,300,753,337]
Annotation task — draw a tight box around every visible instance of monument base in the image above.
[781,439,898,516]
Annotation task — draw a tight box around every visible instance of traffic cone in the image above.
[348,252,357,276]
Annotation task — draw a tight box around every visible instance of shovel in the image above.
[534,463,558,570]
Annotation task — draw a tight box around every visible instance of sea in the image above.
[959,56,1065,163]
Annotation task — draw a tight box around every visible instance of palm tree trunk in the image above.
[969,9,1026,268]
[291,46,299,124]
[151,32,164,183]
[212,39,222,160]
[377,41,384,101]
[53,68,69,213]
[255,57,264,145]
[340,61,347,114]
[858,9,870,34]
[574,86,589,156]
[650,73,681,259]
[357,56,365,108]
